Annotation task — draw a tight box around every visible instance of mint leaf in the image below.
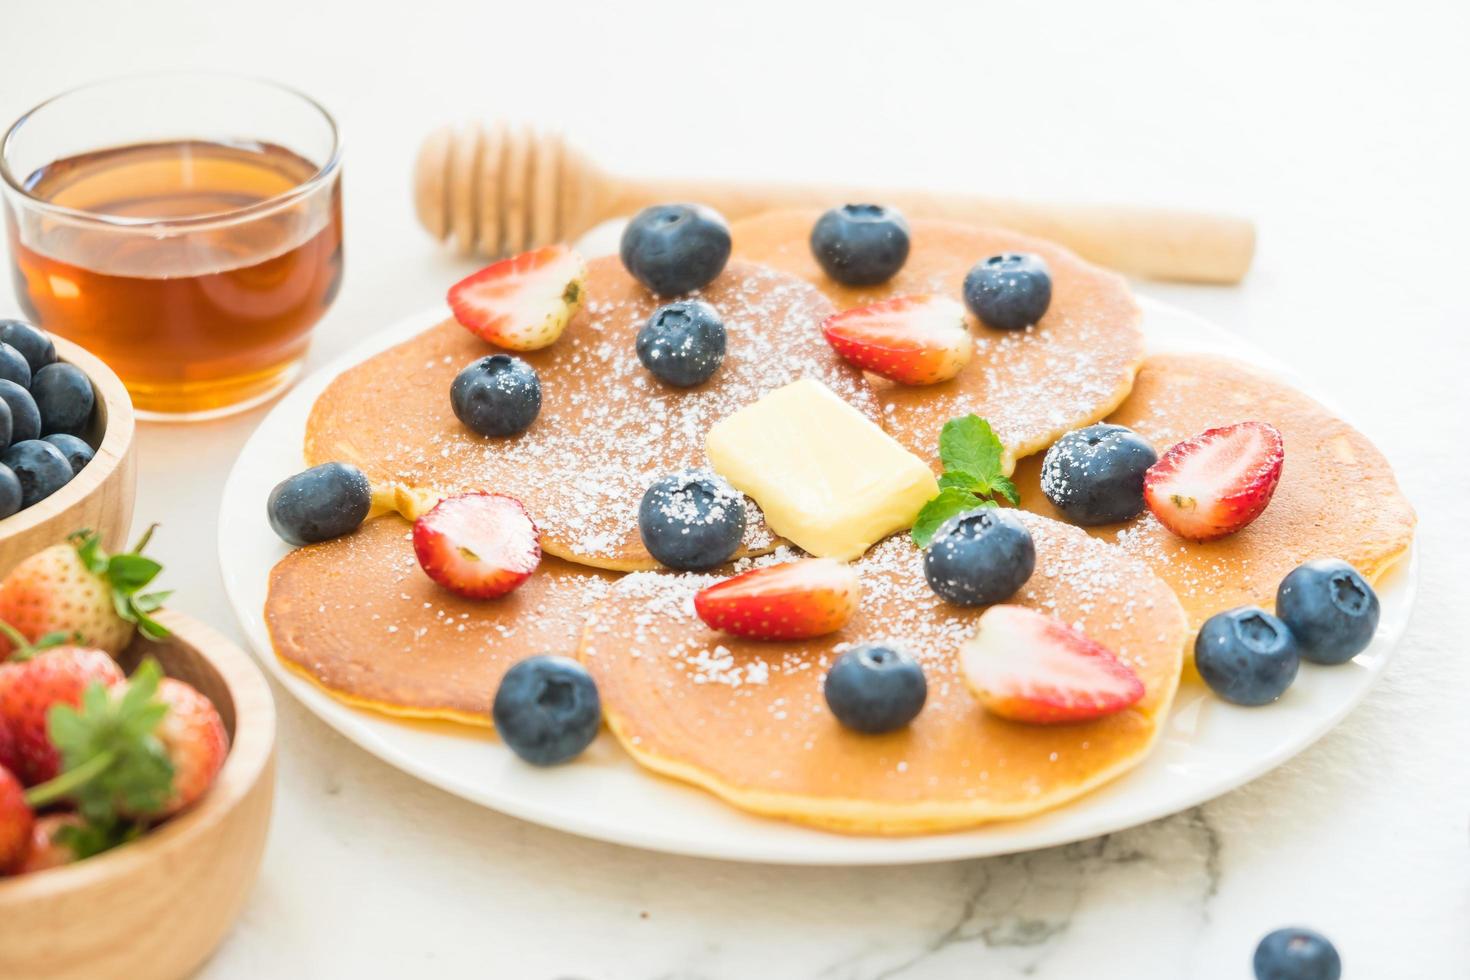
[908,414,1021,544]
[939,415,1003,483]
[910,488,996,547]
[992,474,1020,507]
[938,470,981,491]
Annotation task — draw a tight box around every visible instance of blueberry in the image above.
[637,469,745,571]
[635,299,727,388]
[1275,559,1379,665]
[0,463,21,519]
[620,203,731,295]
[809,204,911,286]
[43,433,94,476]
[824,644,927,734]
[492,655,601,765]
[923,507,1036,606]
[0,320,55,375]
[1195,606,1300,706]
[267,461,372,546]
[30,362,94,437]
[0,439,73,508]
[0,343,30,388]
[1253,927,1341,980]
[963,253,1053,330]
[0,398,11,449]
[450,354,541,438]
[1041,423,1158,526]
[0,380,40,444]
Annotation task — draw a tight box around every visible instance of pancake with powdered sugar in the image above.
[304,257,879,571]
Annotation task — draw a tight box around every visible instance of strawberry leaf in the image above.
[133,591,172,613]
[910,488,995,547]
[106,554,163,592]
[70,526,172,640]
[68,530,109,576]
[55,817,144,860]
[131,524,158,554]
[132,610,170,641]
[44,658,175,826]
[34,630,76,649]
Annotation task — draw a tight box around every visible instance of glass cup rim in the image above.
[0,69,342,232]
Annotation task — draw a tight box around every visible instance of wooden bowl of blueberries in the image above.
[0,318,135,578]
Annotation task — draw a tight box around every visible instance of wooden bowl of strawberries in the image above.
[0,531,275,980]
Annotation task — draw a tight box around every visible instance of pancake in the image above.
[266,514,618,726]
[304,257,880,571]
[579,513,1187,835]
[1012,353,1417,634]
[732,211,1144,473]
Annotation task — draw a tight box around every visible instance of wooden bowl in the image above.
[0,335,137,578]
[0,608,276,980]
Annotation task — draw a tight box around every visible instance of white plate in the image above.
[218,294,1417,865]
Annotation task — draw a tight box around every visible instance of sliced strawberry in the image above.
[1143,421,1284,542]
[694,558,861,640]
[960,605,1145,724]
[448,244,587,351]
[821,295,973,385]
[413,493,541,599]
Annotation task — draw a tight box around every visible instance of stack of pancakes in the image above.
[267,211,1415,835]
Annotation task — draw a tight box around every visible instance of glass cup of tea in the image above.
[1,72,343,419]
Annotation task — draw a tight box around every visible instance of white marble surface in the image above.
[4,1,1469,976]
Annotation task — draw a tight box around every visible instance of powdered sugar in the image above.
[586,512,1172,703]
[310,259,877,563]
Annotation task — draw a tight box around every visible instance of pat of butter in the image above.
[706,379,938,560]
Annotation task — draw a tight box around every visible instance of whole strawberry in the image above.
[0,644,124,785]
[0,714,17,774]
[150,678,228,817]
[0,764,33,874]
[44,659,226,826]
[16,813,81,874]
[0,527,171,660]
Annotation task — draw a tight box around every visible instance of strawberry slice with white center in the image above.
[412,492,542,599]
[693,558,861,640]
[960,605,1145,724]
[1143,420,1284,542]
[820,295,973,385]
[447,244,587,351]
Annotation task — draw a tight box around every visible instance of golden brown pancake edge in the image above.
[266,514,620,727]
[579,513,1187,836]
[1012,352,1417,636]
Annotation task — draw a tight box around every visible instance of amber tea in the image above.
[7,138,342,416]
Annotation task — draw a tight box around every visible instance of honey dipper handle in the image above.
[414,125,1253,284]
[605,177,1254,284]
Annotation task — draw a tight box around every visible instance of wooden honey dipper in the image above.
[415,123,1255,284]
